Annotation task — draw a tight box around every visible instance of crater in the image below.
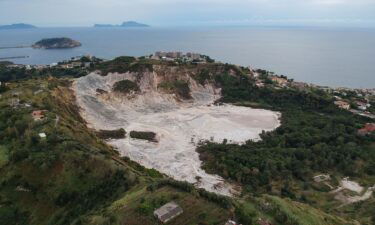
[74,71,280,196]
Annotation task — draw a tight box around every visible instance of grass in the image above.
[0,145,9,168]
[262,195,356,225]
[85,185,232,225]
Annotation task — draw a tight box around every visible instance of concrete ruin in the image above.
[154,202,183,223]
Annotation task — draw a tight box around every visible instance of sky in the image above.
[1,0,375,27]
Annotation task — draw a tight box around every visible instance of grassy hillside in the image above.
[235,195,358,225]
[0,78,233,225]
[0,78,138,224]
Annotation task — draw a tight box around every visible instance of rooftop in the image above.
[154,201,183,223]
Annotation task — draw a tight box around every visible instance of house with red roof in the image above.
[358,123,375,136]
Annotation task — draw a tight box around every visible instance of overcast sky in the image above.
[1,0,375,27]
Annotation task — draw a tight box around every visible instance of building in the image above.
[291,81,308,90]
[39,133,47,139]
[154,51,163,57]
[257,219,273,225]
[71,62,82,67]
[256,81,265,88]
[60,64,74,69]
[186,52,201,60]
[155,51,183,59]
[225,220,238,225]
[154,202,183,223]
[356,101,369,111]
[334,100,350,110]
[9,98,20,108]
[32,110,47,121]
[270,76,288,87]
[358,123,375,136]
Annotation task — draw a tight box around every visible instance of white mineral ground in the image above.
[74,72,281,196]
[332,177,375,205]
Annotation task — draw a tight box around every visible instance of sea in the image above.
[0,26,374,88]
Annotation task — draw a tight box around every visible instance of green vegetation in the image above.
[0,58,372,225]
[158,80,192,99]
[197,72,375,223]
[0,83,8,93]
[0,145,9,168]
[147,179,233,209]
[195,69,212,85]
[95,56,154,75]
[0,65,87,82]
[83,185,232,225]
[0,79,137,224]
[95,128,126,139]
[95,56,136,74]
[0,75,233,225]
[234,195,356,225]
[130,131,157,142]
[112,80,139,94]
[32,37,81,49]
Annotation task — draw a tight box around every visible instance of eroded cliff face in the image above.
[74,65,280,196]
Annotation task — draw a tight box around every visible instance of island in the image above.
[94,21,149,28]
[32,37,81,49]
[0,23,36,30]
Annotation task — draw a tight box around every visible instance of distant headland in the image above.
[0,23,37,30]
[32,37,81,49]
[94,21,150,28]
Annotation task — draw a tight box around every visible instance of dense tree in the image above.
[198,72,375,193]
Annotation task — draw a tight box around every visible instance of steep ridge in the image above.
[74,65,280,195]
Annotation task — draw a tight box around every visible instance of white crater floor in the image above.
[74,72,280,196]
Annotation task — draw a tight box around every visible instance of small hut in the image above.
[154,201,183,223]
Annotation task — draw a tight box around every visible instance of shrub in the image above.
[173,80,191,99]
[158,80,191,99]
[130,131,157,142]
[112,80,139,94]
[95,128,126,139]
[195,69,211,85]
[147,179,233,209]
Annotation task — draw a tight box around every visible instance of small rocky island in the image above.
[0,23,36,30]
[94,21,149,28]
[32,37,81,49]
